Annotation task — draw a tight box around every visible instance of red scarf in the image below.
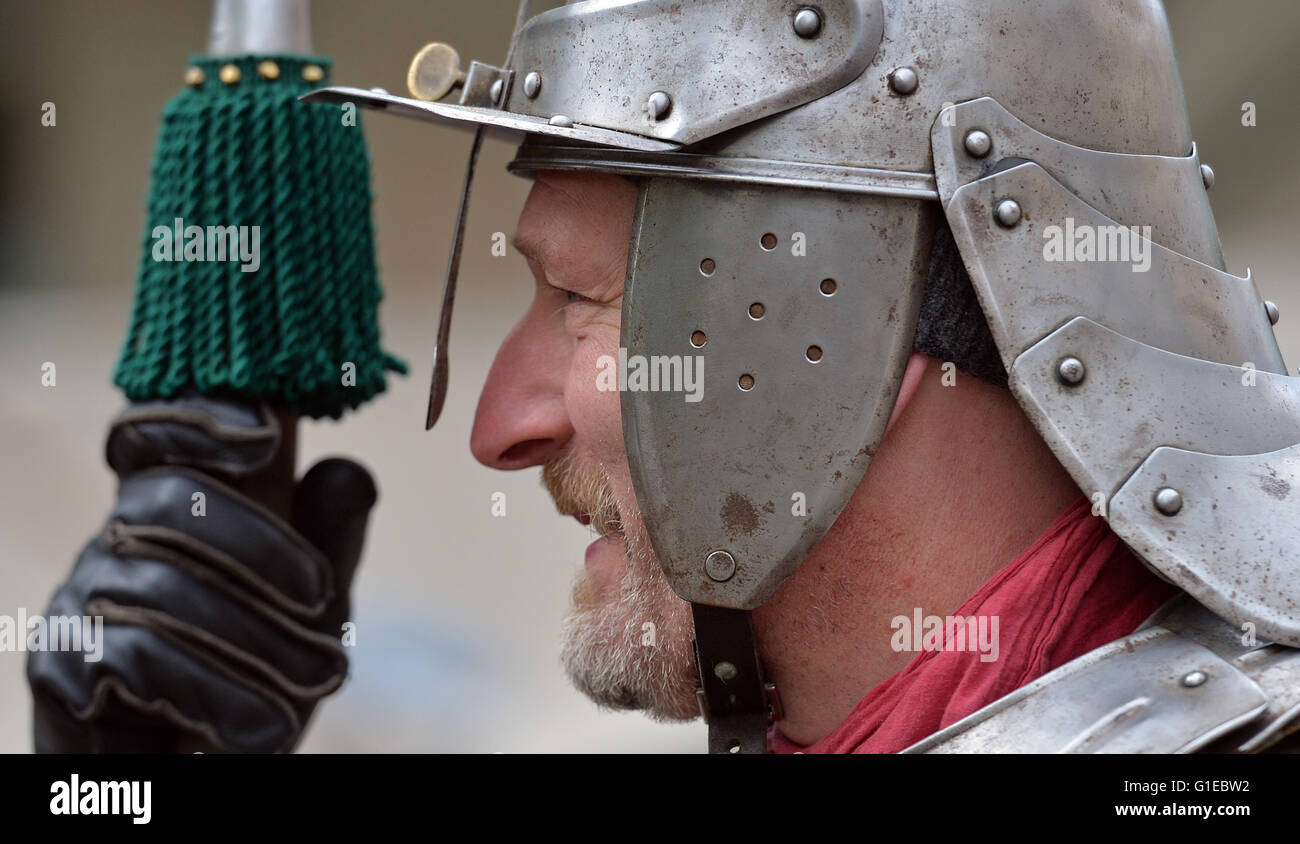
[769,497,1177,753]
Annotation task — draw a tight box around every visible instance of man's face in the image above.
[470,171,700,720]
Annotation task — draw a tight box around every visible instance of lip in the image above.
[585,534,614,568]
[585,528,630,573]
[574,514,592,527]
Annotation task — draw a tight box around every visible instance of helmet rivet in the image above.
[1200,163,1215,190]
[793,8,823,38]
[714,661,739,681]
[647,91,672,120]
[705,550,736,582]
[1181,670,1207,688]
[1265,300,1280,325]
[184,66,206,87]
[523,71,542,98]
[548,114,574,127]
[993,198,1022,228]
[257,59,280,81]
[489,78,505,104]
[1154,487,1183,517]
[963,129,992,158]
[301,63,325,83]
[219,63,241,85]
[888,66,919,95]
[1056,356,1086,386]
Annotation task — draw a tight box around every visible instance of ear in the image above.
[884,352,932,437]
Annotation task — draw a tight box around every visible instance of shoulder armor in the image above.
[903,595,1300,754]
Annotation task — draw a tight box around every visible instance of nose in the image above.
[470,297,574,470]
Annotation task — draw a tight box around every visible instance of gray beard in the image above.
[559,519,700,721]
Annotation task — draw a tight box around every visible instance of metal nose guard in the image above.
[426,126,481,429]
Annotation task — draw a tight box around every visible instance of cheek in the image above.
[567,323,625,465]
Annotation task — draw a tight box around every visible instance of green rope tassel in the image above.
[114,54,406,420]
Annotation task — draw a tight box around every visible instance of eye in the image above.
[551,283,593,306]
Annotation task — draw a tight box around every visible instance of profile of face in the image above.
[470,171,701,721]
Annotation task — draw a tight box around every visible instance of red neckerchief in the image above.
[769,497,1177,753]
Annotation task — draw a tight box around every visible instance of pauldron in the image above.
[905,594,1300,754]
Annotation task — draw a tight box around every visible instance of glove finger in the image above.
[106,393,280,480]
[28,620,302,754]
[32,680,187,753]
[111,467,333,617]
[292,457,377,628]
[27,552,308,754]
[68,536,347,692]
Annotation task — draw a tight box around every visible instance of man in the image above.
[31,0,1300,754]
[471,168,1176,751]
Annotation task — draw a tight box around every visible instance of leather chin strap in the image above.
[691,604,780,754]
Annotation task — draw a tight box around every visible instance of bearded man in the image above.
[470,169,1175,752]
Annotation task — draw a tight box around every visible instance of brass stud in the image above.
[408,42,464,101]
[219,63,241,85]
[301,64,325,83]
[184,66,205,87]
[257,60,281,81]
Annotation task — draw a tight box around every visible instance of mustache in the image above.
[542,452,624,538]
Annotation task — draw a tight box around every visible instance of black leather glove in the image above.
[27,394,375,753]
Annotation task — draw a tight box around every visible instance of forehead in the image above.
[513,171,640,284]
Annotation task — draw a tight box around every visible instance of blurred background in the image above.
[0,0,1297,753]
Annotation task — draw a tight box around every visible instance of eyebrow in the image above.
[512,231,573,295]
[511,231,549,266]
[511,227,608,296]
